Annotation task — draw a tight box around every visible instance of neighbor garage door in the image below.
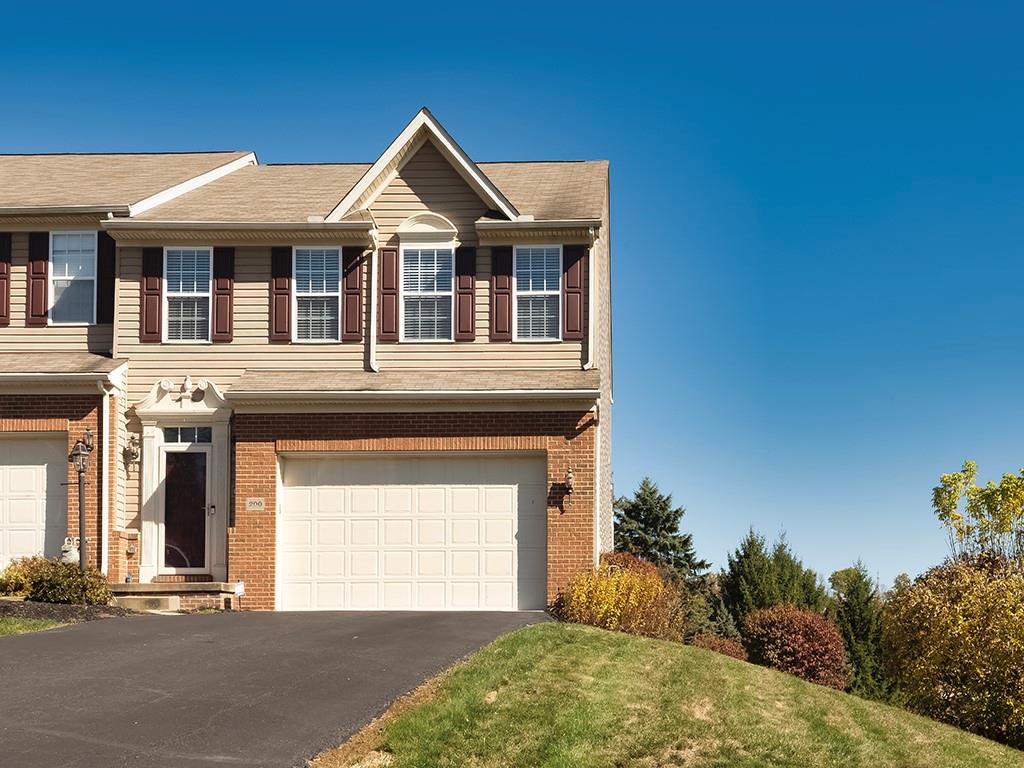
[278,455,547,611]
[0,436,68,570]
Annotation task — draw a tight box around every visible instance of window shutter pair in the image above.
[270,246,363,342]
[489,245,589,341]
[139,246,234,343]
[23,231,117,327]
[377,246,476,342]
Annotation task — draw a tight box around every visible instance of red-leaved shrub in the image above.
[600,551,661,576]
[690,633,748,661]
[743,604,848,689]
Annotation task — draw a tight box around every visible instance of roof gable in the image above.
[325,108,519,223]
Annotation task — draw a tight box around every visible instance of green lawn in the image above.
[315,622,1024,768]
[0,617,65,636]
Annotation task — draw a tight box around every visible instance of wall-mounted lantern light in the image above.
[67,428,94,577]
[565,467,575,495]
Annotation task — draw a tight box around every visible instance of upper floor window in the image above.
[514,245,561,341]
[294,248,340,342]
[401,246,453,341]
[165,247,211,342]
[50,231,97,325]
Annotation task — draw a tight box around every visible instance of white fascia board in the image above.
[0,204,131,215]
[476,218,602,230]
[127,152,257,217]
[326,108,519,223]
[102,220,372,231]
[227,388,601,402]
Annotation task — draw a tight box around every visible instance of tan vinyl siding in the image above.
[594,176,614,552]
[0,232,113,355]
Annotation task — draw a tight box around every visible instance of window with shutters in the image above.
[401,246,454,341]
[294,247,341,342]
[513,245,561,341]
[49,231,97,325]
[164,247,212,342]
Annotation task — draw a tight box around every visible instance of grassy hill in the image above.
[315,621,1024,768]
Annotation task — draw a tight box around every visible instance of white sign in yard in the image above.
[245,497,266,513]
[234,581,245,597]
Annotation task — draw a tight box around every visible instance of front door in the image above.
[161,448,210,572]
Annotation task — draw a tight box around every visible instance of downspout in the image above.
[583,226,597,370]
[593,402,602,564]
[368,227,380,372]
[97,381,111,576]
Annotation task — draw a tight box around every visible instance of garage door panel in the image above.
[279,456,547,611]
[1,438,67,570]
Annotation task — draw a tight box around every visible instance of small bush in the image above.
[883,558,1024,748]
[0,556,51,597]
[690,633,748,661]
[559,553,683,640]
[744,604,848,690]
[23,560,111,606]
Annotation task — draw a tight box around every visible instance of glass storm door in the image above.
[162,450,209,571]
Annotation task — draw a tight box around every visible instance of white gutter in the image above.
[97,381,112,576]
[0,204,131,216]
[227,388,601,402]
[102,220,372,232]
[476,218,602,230]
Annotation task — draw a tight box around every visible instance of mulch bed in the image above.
[0,597,134,622]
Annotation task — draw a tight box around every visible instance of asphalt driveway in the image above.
[0,611,544,768]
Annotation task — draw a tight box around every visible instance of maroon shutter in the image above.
[269,247,291,342]
[139,247,163,342]
[212,247,234,343]
[562,245,588,341]
[489,246,512,341]
[341,246,363,342]
[96,231,116,324]
[0,233,10,327]
[454,246,476,342]
[26,232,49,327]
[378,247,399,342]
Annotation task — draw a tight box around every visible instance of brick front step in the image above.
[111,582,239,611]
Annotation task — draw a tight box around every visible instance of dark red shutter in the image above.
[212,247,234,343]
[455,246,476,342]
[26,232,49,327]
[139,247,163,342]
[96,231,116,324]
[341,246,364,342]
[269,247,291,342]
[0,233,10,327]
[489,245,512,341]
[379,247,399,342]
[562,245,588,341]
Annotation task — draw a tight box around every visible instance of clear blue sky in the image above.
[4,2,1021,587]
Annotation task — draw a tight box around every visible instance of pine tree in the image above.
[830,562,890,700]
[613,477,709,581]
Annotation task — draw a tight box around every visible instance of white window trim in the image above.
[48,230,98,326]
[399,242,456,343]
[162,246,213,344]
[291,245,342,344]
[512,244,563,343]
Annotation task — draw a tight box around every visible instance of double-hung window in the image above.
[165,247,212,342]
[514,245,561,341]
[402,246,454,341]
[294,247,341,342]
[50,231,97,325]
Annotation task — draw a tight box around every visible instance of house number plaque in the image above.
[245,498,266,513]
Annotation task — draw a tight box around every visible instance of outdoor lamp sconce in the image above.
[69,428,94,474]
[565,467,575,495]
[68,428,94,577]
[124,434,141,465]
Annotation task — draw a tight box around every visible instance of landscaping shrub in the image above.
[689,633,748,661]
[23,559,111,606]
[883,557,1024,748]
[559,553,683,640]
[0,555,51,597]
[743,604,848,690]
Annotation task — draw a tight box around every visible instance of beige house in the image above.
[0,108,612,610]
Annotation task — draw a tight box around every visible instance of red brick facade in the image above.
[230,410,597,610]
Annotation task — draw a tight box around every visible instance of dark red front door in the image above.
[163,452,207,569]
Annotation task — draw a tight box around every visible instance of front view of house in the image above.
[0,108,612,610]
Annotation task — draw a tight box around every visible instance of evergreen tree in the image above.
[614,477,709,581]
[771,535,831,614]
[830,562,890,700]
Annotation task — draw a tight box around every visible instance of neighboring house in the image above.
[0,108,612,611]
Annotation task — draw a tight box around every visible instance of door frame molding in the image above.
[157,443,212,575]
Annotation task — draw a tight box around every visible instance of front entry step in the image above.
[114,595,181,612]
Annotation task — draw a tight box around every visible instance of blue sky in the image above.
[4,2,1021,586]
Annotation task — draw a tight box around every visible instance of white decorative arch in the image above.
[396,212,459,244]
[135,376,230,425]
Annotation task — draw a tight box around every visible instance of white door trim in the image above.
[157,443,212,575]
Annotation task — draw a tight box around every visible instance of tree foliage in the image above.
[883,558,1024,748]
[614,477,709,581]
[719,529,829,628]
[933,460,1024,561]
[830,562,889,700]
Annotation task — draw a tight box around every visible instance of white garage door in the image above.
[278,455,547,611]
[0,436,68,570]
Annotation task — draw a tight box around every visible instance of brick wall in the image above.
[0,393,105,570]
[231,410,597,610]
